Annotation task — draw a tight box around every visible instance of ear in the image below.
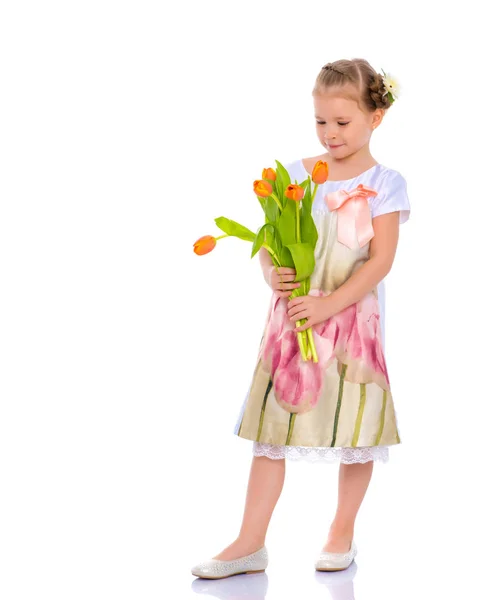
[372,108,385,129]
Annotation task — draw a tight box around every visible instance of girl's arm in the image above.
[260,246,302,296]
[259,246,274,284]
[325,211,400,315]
[288,211,402,332]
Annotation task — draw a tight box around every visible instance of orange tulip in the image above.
[253,179,273,198]
[311,160,328,184]
[262,167,276,181]
[193,235,216,255]
[285,184,305,202]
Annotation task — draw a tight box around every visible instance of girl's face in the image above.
[313,88,384,158]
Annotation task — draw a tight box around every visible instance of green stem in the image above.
[215,234,229,241]
[311,183,319,203]
[290,288,310,361]
[331,363,347,446]
[261,243,281,266]
[306,327,318,363]
[305,332,312,360]
[351,384,366,446]
[375,389,387,445]
[301,326,310,359]
[286,413,296,445]
[295,321,308,360]
[270,192,283,213]
[256,378,273,441]
[296,201,300,243]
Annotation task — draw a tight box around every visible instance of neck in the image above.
[325,145,374,167]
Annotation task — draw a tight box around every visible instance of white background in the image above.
[1,1,478,598]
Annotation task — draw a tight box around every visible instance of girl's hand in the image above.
[287,294,333,332]
[265,266,301,298]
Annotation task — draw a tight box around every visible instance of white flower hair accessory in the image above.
[380,68,400,103]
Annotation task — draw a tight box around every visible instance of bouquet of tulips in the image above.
[193,159,329,362]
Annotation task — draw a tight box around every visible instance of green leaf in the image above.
[257,195,266,212]
[285,242,315,281]
[264,223,277,251]
[300,211,318,248]
[251,223,276,259]
[251,225,266,258]
[274,160,291,207]
[273,225,283,257]
[301,178,313,213]
[296,276,311,296]
[280,246,294,268]
[263,195,280,223]
[214,217,256,242]
[277,199,297,246]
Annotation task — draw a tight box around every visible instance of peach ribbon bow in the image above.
[324,184,378,249]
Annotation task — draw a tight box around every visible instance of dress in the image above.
[233,159,411,464]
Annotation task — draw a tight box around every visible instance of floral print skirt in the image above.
[233,288,401,464]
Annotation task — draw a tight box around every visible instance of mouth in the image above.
[328,144,343,149]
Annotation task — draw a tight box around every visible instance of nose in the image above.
[325,130,338,140]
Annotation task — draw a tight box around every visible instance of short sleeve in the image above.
[371,169,410,224]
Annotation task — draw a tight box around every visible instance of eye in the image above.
[316,121,350,126]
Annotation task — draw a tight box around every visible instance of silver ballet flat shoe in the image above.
[315,540,357,572]
[191,546,268,579]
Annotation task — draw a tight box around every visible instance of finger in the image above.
[278,290,298,299]
[277,282,301,291]
[292,311,309,322]
[289,308,309,320]
[294,319,311,332]
[287,297,302,308]
[273,274,297,283]
[277,267,297,275]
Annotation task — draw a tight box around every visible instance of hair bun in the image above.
[313,59,399,113]
[369,72,393,110]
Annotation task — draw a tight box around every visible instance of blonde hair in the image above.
[312,58,393,112]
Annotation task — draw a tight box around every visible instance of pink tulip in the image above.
[260,293,334,414]
[259,287,390,420]
[310,289,390,390]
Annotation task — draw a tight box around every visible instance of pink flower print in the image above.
[258,293,282,365]
[310,289,390,391]
[272,330,322,414]
[260,292,333,414]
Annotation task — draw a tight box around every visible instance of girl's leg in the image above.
[322,460,374,553]
[213,455,286,560]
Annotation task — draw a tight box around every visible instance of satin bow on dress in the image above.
[324,184,378,249]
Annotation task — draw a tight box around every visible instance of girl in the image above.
[191,58,410,579]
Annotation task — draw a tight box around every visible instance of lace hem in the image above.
[252,441,390,464]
